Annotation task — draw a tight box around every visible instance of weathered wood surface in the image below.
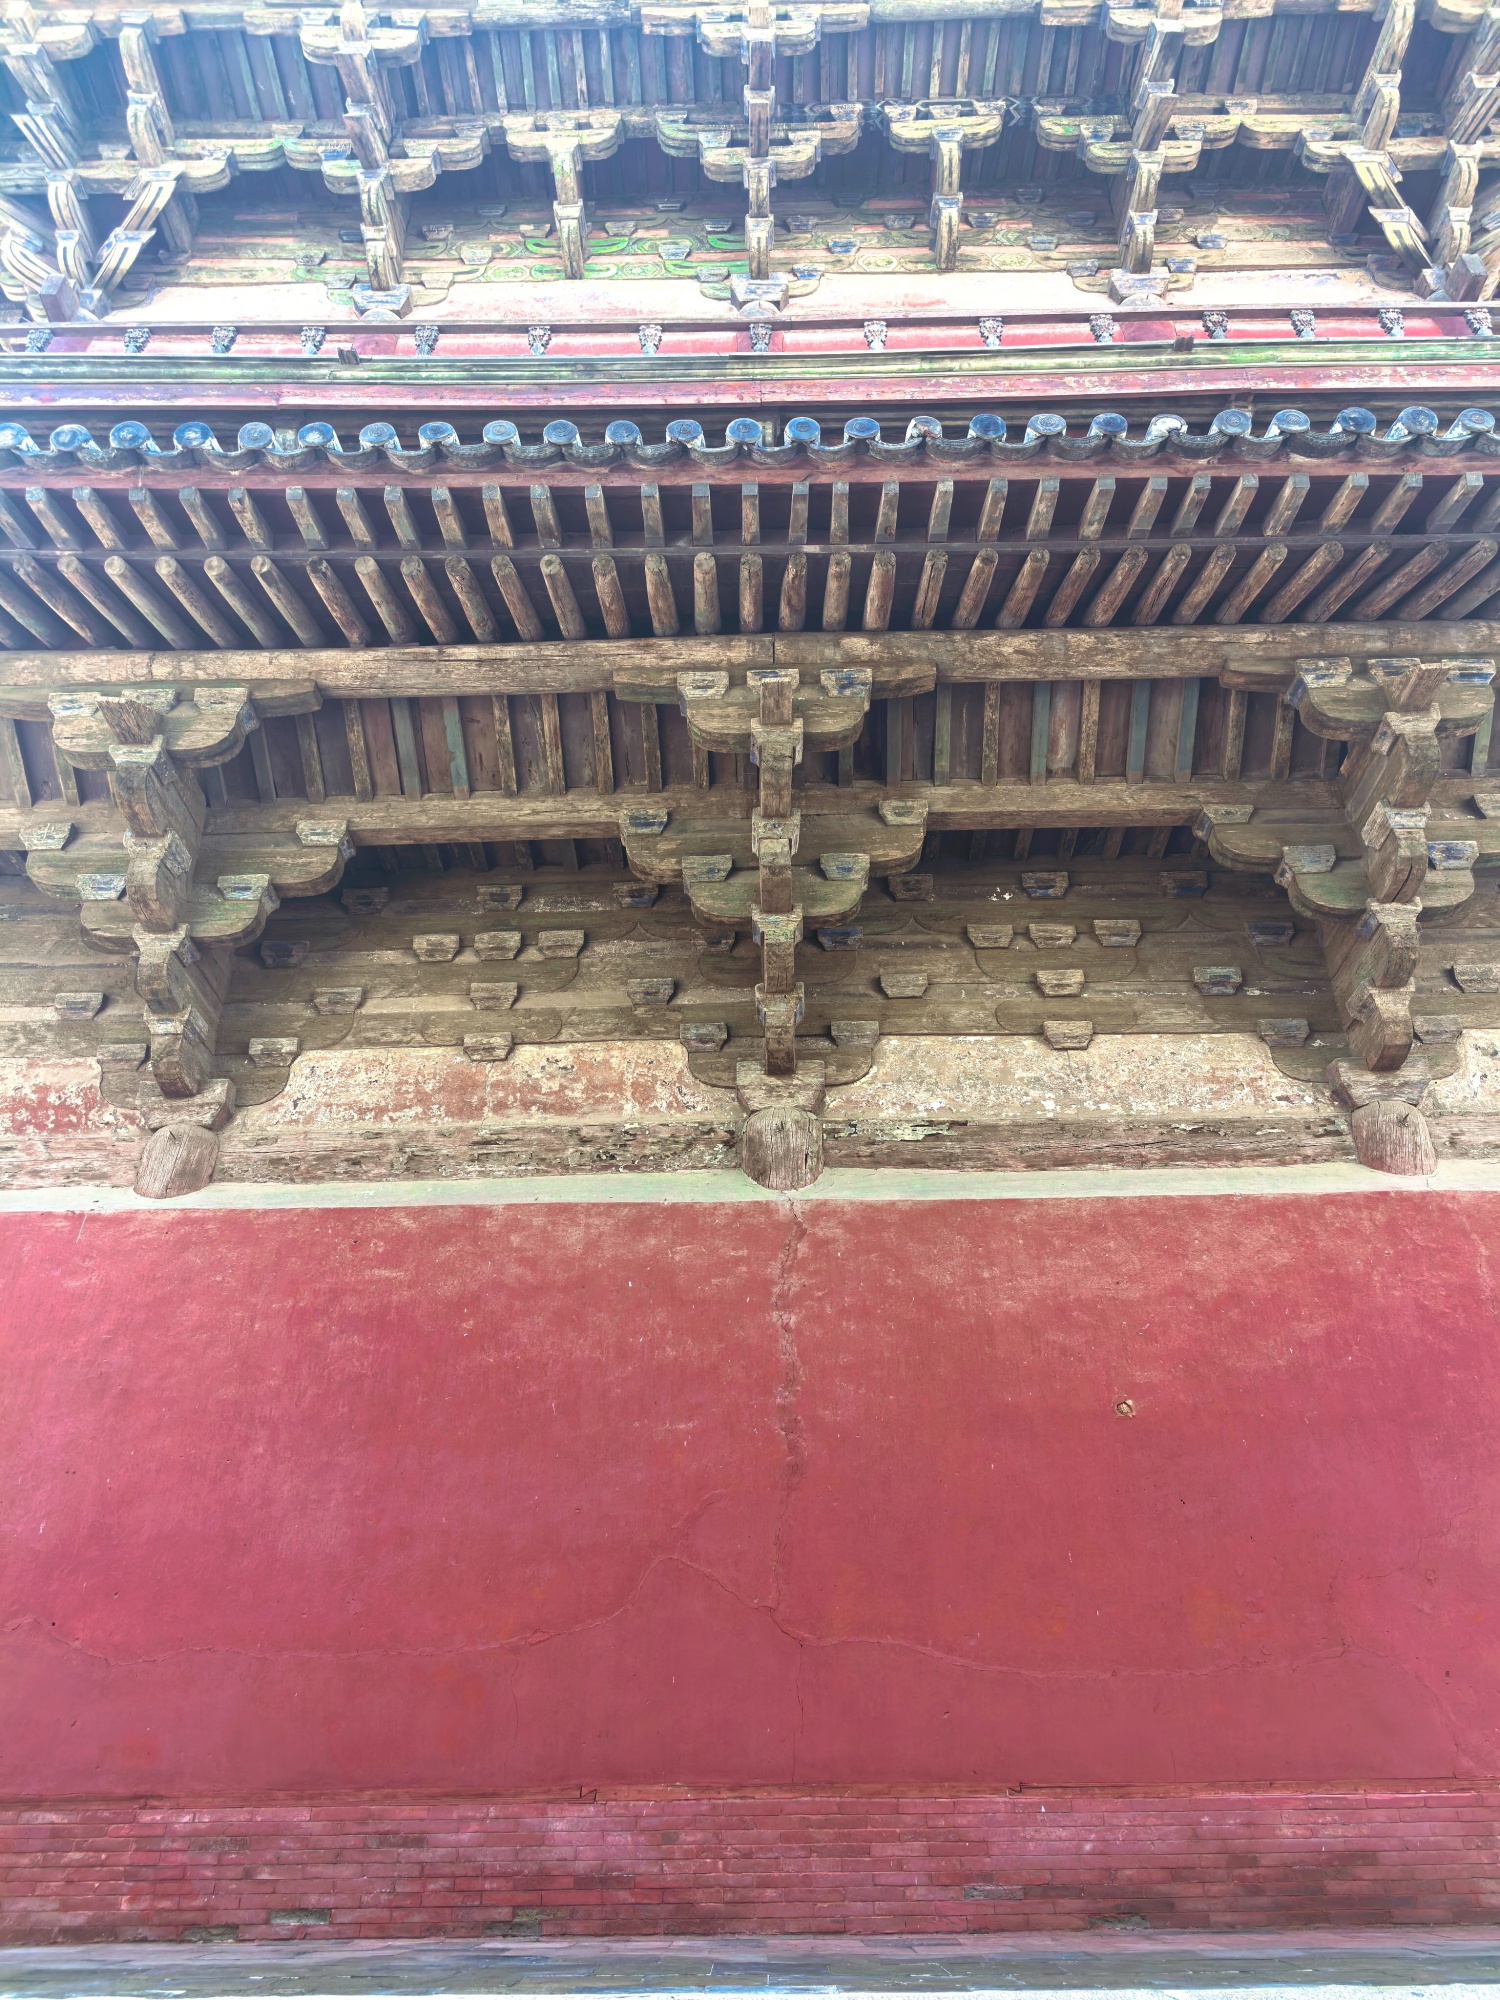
[5,838,1496,1185]
[0,775,1369,856]
[133,1123,219,1198]
[3,625,1496,695]
[1350,1098,1439,1174]
[6,855,1497,1070]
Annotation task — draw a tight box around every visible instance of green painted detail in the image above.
[0,1160,1490,1215]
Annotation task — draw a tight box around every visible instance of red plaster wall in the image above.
[3,1190,1499,1800]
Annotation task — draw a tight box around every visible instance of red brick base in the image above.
[2,1789,1499,1943]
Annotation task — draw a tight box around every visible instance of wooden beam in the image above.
[344,698,373,802]
[1077,682,1099,784]
[997,549,1049,627]
[151,771,1336,853]
[1131,544,1192,625]
[54,557,154,647]
[286,489,328,551]
[402,558,459,644]
[307,559,372,646]
[1044,549,1100,627]
[1171,545,1235,625]
[446,556,500,642]
[250,558,325,646]
[1259,541,1343,624]
[5,624,1497,699]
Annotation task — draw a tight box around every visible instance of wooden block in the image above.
[1350,1099,1436,1175]
[888,873,934,901]
[135,1124,218,1199]
[1036,968,1086,997]
[699,929,737,954]
[54,991,104,1020]
[146,1010,216,1099]
[248,1036,300,1065]
[614,883,659,907]
[1193,964,1244,995]
[98,1042,147,1070]
[138,1076,235,1131]
[1350,986,1416,1073]
[1043,1019,1093,1049]
[412,933,462,962]
[1028,922,1076,949]
[741,1103,823,1191]
[260,941,308,969]
[1453,962,1500,992]
[1022,870,1069,899]
[341,887,389,915]
[312,987,364,1013]
[1328,1057,1430,1108]
[1094,919,1140,947]
[1413,1013,1463,1044]
[474,930,522,960]
[477,883,525,910]
[470,982,519,1011]
[1429,839,1481,872]
[1257,1017,1310,1046]
[463,1033,514,1062]
[684,854,734,887]
[538,930,584,959]
[967,923,1014,948]
[830,1019,880,1049]
[627,978,676,1005]
[1247,921,1296,947]
[681,1020,728,1051]
[817,926,863,950]
[1160,871,1208,897]
[880,969,929,998]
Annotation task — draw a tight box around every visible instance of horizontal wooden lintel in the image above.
[1,624,1494,701]
[4,775,1352,854]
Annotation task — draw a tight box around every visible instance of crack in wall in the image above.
[769,1200,809,1621]
[769,1202,809,1780]
[0,1587,1430,1689]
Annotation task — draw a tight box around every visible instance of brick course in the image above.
[1,1790,1498,1944]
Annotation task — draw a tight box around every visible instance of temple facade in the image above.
[3,0,1500,1947]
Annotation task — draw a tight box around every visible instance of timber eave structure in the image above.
[6,0,1500,1195]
